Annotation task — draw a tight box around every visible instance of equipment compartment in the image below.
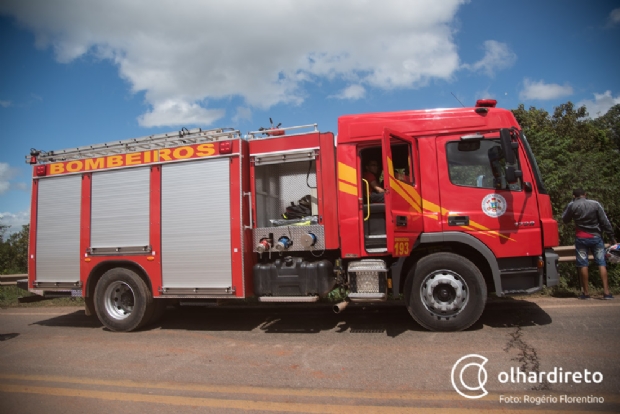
[254,161,318,228]
[253,257,335,297]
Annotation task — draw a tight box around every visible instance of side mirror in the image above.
[499,129,516,164]
[505,166,522,184]
[500,129,522,184]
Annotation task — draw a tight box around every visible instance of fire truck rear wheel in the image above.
[404,252,486,332]
[94,267,154,332]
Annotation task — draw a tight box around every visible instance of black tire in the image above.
[94,267,154,332]
[404,252,486,332]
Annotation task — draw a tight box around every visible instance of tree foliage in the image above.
[593,104,620,152]
[512,102,620,247]
[0,223,29,274]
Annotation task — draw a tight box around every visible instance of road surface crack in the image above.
[504,326,551,391]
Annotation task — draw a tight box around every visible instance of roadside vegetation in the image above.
[0,285,84,307]
[513,102,620,295]
[1,101,618,306]
[0,223,84,307]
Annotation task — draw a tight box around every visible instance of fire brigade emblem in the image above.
[481,194,507,218]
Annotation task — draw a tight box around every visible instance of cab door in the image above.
[436,131,542,259]
[381,128,423,257]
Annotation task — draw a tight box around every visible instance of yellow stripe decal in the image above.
[466,220,489,231]
[407,187,422,208]
[338,181,358,196]
[422,199,441,214]
[443,215,515,242]
[389,178,421,213]
[338,162,357,186]
[337,157,517,243]
[386,157,394,177]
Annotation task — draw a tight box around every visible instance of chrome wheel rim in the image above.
[104,281,135,320]
[419,270,469,319]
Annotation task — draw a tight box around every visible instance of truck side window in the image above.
[391,143,414,186]
[446,139,521,191]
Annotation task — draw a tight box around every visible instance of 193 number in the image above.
[394,241,409,256]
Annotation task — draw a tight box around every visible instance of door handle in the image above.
[448,216,469,226]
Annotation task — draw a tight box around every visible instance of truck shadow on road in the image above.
[33,297,551,336]
[0,333,20,341]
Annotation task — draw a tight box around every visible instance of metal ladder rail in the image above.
[246,124,318,140]
[29,127,241,164]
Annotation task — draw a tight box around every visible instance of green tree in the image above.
[513,102,620,291]
[0,223,10,274]
[593,104,620,151]
[513,102,620,247]
[0,223,29,274]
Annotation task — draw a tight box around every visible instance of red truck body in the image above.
[25,101,559,332]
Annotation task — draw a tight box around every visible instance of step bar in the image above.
[258,296,319,303]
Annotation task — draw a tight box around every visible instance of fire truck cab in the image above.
[25,100,559,332]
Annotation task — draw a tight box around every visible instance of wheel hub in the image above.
[104,281,135,321]
[420,270,469,318]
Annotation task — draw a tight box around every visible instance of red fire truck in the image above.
[24,100,559,332]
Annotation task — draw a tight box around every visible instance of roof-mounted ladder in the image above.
[246,124,318,140]
[29,127,241,164]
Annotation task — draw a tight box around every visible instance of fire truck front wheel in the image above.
[404,252,487,332]
[94,267,154,332]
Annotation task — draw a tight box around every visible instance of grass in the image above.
[0,285,84,308]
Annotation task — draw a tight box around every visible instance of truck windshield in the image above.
[520,133,548,195]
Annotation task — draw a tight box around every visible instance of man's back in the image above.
[562,197,613,239]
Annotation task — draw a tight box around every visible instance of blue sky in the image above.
[1,0,619,234]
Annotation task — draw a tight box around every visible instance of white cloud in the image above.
[0,0,465,127]
[330,84,366,100]
[609,8,620,26]
[0,163,28,194]
[137,100,225,128]
[0,210,30,238]
[0,162,15,194]
[475,88,495,100]
[519,78,574,100]
[0,100,12,108]
[463,40,517,77]
[232,107,252,124]
[577,91,620,118]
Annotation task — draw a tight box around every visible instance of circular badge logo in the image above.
[482,193,507,218]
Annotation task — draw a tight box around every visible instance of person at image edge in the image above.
[562,188,617,299]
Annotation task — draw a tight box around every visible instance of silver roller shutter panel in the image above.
[36,175,81,283]
[161,158,232,288]
[91,168,150,248]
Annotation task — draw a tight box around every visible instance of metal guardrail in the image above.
[0,274,27,286]
[553,245,613,263]
[554,246,578,263]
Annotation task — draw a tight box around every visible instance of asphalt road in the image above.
[0,296,619,413]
